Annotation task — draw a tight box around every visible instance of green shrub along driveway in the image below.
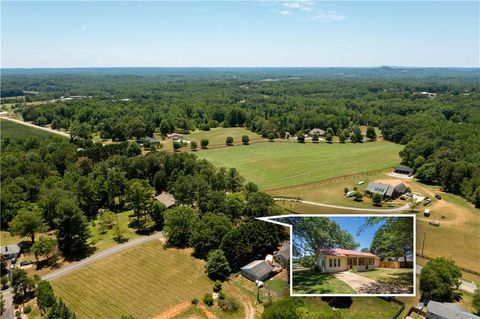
[292,269,356,294]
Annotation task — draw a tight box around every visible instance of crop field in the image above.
[0,118,59,139]
[196,140,403,190]
[51,241,216,319]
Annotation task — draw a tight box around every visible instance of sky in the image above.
[1,1,478,68]
[329,217,385,250]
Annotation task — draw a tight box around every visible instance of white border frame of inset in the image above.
[257,213,416,297]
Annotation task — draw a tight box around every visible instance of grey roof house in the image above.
[240,260,273,282]
[0,245,21,260]
[426,301,480,319]
[365,182,407,199]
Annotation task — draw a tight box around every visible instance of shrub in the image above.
[344,187,349,194]
[218,298,239,313]
[191,297,199,305]
[354,192,364,202]
[190,141,198,151]
[200,139,209,149]
[226,136,234,146]
[242,135,249,145]
[213,280,222,293]
[218,291,225,300]
[23,305,32,314]
[203,293,214,306]
[15,310,21,317]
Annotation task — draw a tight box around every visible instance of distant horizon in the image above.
[2,66,479,70]
[2,1,478,68]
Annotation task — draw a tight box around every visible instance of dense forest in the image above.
[2,69,479,206]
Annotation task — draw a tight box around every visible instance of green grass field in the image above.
[0,118,59,139]
[186,127,264,147]
[303,297,401,319]
[51,241,215,319]
[292,270,356,294]
[196,141,402,190]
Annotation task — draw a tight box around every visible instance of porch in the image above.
[347,256,376,272]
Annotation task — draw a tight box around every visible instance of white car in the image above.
[358,181,365,185]
[345,191,357,197]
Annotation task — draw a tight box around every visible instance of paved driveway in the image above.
[334,271,377,292]
[334,270,412,294]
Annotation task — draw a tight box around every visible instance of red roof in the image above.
[167,133,183,137]
[318,248,377,257]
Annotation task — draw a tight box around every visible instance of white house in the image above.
[315,248,381,273]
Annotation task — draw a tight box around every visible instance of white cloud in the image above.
[309,10,346,22]
[283,1,314,12]
[272,9,292,16]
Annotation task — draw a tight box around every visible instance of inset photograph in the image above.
[290,215,415,296]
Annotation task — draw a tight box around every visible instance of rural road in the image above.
[0,116,71,138]
[42,232,164,281]
[415,264,478,293]
[274,198,412,212]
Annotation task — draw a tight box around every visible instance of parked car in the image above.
[429,220,440,227]
[435,194,442,200]
[423,198,431,206]
[358,181,365,185]
[345,191,356,198]
[20,260,33,267]
[423,209,430,217]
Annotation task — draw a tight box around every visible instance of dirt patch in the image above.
[198,304,218,319]
[152,302,190,319]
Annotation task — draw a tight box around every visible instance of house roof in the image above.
[241,260,273,276]
[167,133,183,138]
[366,182,390,195]
[309,128,325,135]
[395,165,414,173]
[0,245,21,255]
[275,243,290,260]
[427,301,480,319]
[318,248,378,258]
[155,192,176,208]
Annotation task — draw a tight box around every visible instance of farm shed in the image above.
[394,165,414,176]
[167,133,184,141]
[240,260,273,282]
[0,244,21,260]
[426,301,479,319]
[155,192,176,208]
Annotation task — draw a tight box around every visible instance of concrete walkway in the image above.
[335,270,413,294]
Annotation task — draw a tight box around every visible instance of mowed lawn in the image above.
[186,127,264,147]
[292,270,356,294]
[0,119,59,139]
[51,241,213,319]
[303,297,401,319]
[356,268,414,292]
[196,141,402,190]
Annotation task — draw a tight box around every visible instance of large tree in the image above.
[125,180,154,231]
[55,199,91,260]
[420,257,461,302]
[205,249,231,280]
[9,206,45,243]
[190,213,232,258]
[36,280,56,312]
[164,207,198,248]
[287,217,359,257]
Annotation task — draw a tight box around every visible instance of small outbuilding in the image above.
[426,301,479,319]
[0,245,21,260]
[155,192,176,208]
[240,260,273,282]
[167,133,184,141]
[394,165,414,176]
[424,209,431,217]
[274,243,290,266]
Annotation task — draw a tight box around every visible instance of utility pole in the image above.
[421,232,426,255]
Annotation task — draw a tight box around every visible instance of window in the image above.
[333,259,337,267]
[338,259,341,267]
[329,259,332,267]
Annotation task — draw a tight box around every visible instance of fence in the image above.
[417,253,480,276]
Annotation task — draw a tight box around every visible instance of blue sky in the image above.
[329,217,384,250]
[1,1,478,67]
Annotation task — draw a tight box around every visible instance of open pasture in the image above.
[196,140,402,190]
